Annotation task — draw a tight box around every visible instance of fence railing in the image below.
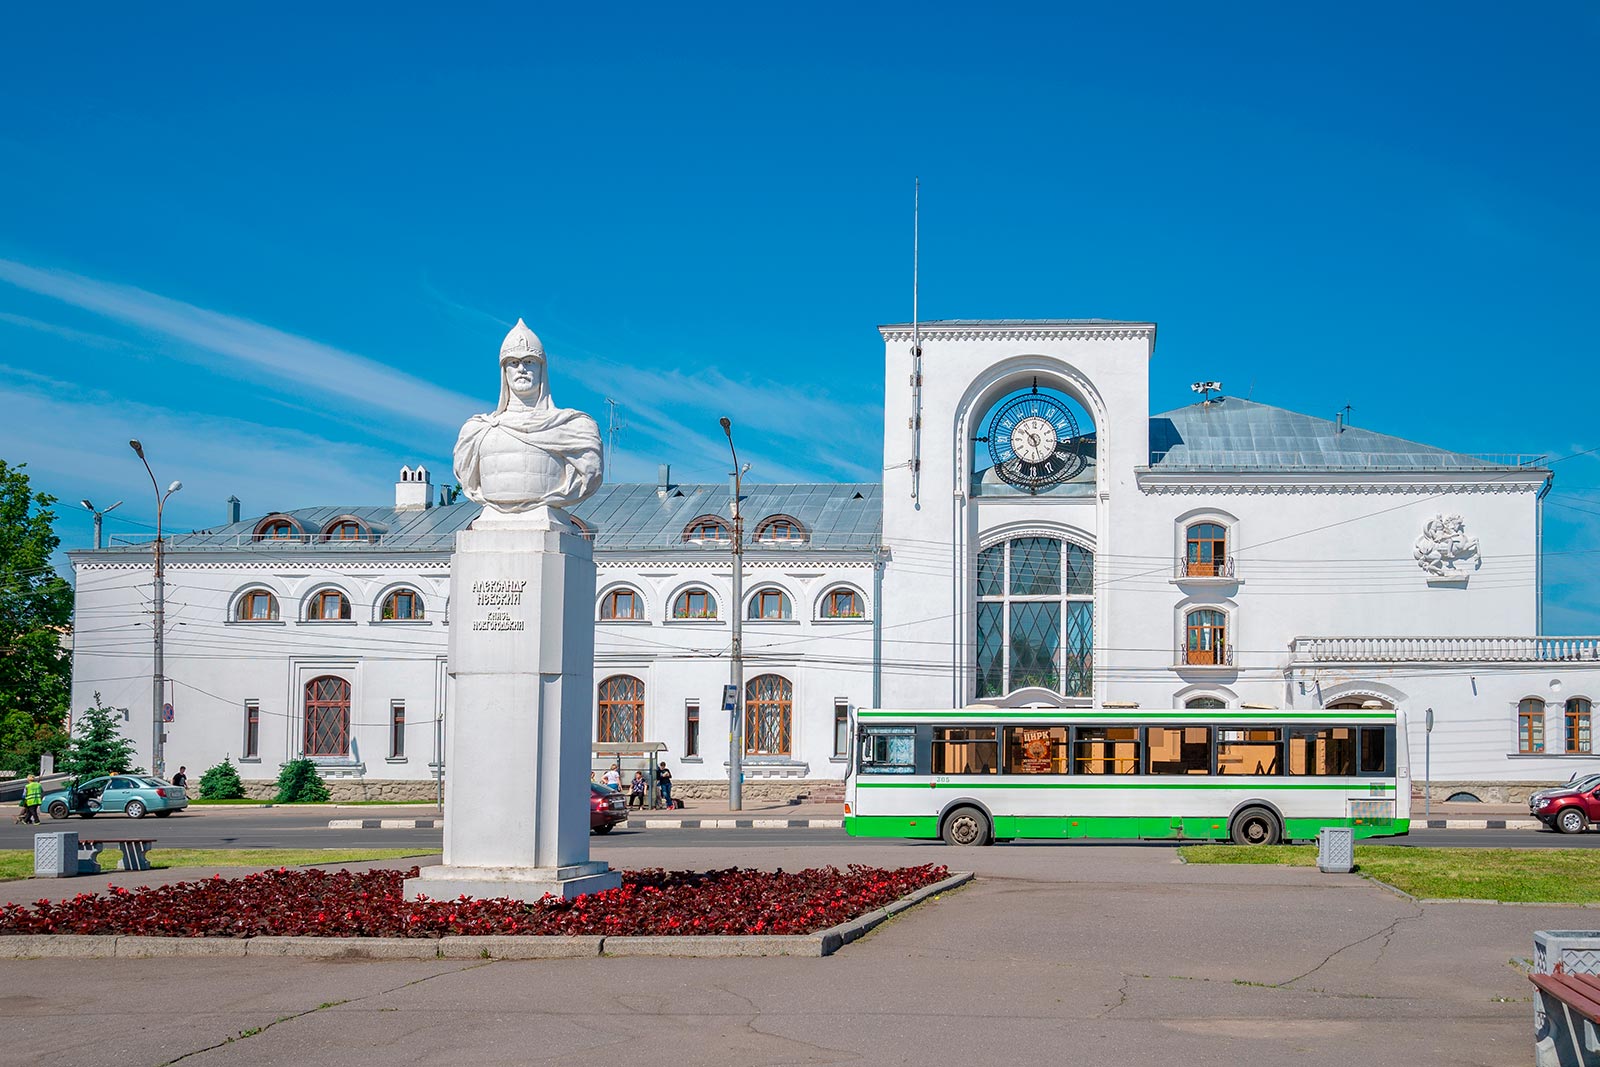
[1176,556,1236,579]
[1290,635,1600,663]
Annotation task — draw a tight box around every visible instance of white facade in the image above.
[68,318,1600,801]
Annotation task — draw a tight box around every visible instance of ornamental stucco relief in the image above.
[1414,514,1481,579]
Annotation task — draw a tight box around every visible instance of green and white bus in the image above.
[844,706,1410,846]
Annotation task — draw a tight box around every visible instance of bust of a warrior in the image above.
[452,320,603,516]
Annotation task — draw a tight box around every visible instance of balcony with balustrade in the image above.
[1289,635,1600,665]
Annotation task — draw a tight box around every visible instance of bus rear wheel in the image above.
[941,806,991,847]
[1229,806,1281,846]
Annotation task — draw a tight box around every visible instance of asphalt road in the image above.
[4,809,1600,852]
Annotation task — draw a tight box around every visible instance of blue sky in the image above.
[1,3,1596,630]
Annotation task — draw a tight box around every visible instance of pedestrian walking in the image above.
[628,770,647,809]
[655,761,673,809]
[603,764,621,791]
[21,773,43,825]
[170,766,188,789]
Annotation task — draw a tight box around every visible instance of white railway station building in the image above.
[69,319,1599,802]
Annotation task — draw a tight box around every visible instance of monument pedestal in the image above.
[404,508,621,903]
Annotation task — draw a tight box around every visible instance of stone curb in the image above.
[324,817,844,830]
[1420,818,1542,830]
[327,818,443,829]
[0,872,971,960]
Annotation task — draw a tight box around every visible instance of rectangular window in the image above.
[833,699,849,758]
[1359,727,1392,775]
[1073,726,1140,775]
[859,726,916,774]
[684,699,700,758]
[1567,701,1592,754]
[1005,726,1070,774]
[1287,727,1356,775]
[1216,728,1282,776]
[243,700,260,759]
[1519,704,1545,754]
[1146,726,1211,775]
[932,726,999,775]
[389,701,405,759]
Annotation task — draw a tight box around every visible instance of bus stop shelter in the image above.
[592,742,668,808]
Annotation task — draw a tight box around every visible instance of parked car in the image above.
[43,775,189,820]
[1530,772,1600,810]
[1530,778,1600,834]
[590,783,627,834]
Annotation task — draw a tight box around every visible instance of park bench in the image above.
[77,837,156,874]
[1531,969,1600,1066]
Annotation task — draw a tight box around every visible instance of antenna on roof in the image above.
[1191,381,1223,405]
[604,398,625,470]
[1335,404,1352,434]
[909,178,923,506]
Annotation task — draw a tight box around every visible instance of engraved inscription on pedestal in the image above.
[470,580,527,631]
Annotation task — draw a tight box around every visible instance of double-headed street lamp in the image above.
[129,440,181,780]
[719,417,745,811]
[80,499,122,550]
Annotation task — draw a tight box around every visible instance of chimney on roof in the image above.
[657,463,672,498]
[226,496,241,524]
[396,464,433,511]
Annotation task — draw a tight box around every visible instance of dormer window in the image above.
[307,589,351,621]
[755,516,806,544]
[254,515,303,542]
[325,520,365,542]
[683,516,731,543]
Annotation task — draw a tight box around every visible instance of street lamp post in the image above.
[129,440,181,780]
[719,417,744,811]
[80,499,123,550]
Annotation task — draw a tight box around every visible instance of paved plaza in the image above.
[0,837,1583,1066]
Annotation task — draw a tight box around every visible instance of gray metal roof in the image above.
[142,482,882,555]
[1147,399,1548,472]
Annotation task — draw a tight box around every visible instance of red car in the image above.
[590,783,627,834]
[1531,779,1600,834]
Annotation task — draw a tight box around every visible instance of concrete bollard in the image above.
[34,831,78,878]
[1317,826,1354,873]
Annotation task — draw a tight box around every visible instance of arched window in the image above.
[755,516,806,543]
[976,537,1094,699]
[306,589,351,621]
[255,516,302,541]
[304,676,350,757]
[1184,696,1226,709]
[381,589,424,620]
[599,587,643,620]
[1185,523,1228,577]
[745,674,792,756]
[1519,697,1546,754]
[1567,697,1592,754]
[597,675,645,743]
[747,588,792,620]
[671,588,717,619]
[1184,609,1228,666]
[820,587,863,619]
[683,516,731,543]
[235,589,279,621]
[324,519,365,542]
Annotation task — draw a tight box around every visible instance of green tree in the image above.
[198,757,245,800]
[0,460,73,774]
[274,758,330,803]
[63,693,139,779]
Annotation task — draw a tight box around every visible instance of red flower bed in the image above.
[0,864,949,939]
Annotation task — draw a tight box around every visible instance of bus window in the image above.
[933,727,998,774]
[1146,726,1210,775]
[1073,727,1140,775]
[1359,727,1392,776]
[859,726,916,774]
[1217,728,1282,776]
[1287,727,1356,775]
[1005,726,1069,774]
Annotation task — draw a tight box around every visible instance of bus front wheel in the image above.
[941,806,992,847]
[1229,807,1281,846]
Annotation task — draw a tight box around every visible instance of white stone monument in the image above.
[404,320,620,902]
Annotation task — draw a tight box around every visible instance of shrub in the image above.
[198,758,245,800]
[62,693,139,780]
[274,759,331,803]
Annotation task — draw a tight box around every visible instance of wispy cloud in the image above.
[0,257,478,432]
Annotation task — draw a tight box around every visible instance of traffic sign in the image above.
[162,702,175,723]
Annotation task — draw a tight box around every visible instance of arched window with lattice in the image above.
[744,674,792,756]
[303,676,350,757]
[597,675,646,743]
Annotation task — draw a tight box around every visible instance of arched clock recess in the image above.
[974,379,1094,496]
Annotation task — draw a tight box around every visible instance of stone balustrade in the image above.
[1290,635,1600,664]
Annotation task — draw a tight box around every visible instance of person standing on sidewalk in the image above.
[655,762,673,809]
[21,774,43,825]
[603,764,621,792]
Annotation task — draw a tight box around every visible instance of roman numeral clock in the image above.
[980,387,1088,493]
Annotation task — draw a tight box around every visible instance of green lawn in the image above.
[0,848,432,881]
[1181,844,1600,903]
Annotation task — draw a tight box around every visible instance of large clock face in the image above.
[985,393,1085,491]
